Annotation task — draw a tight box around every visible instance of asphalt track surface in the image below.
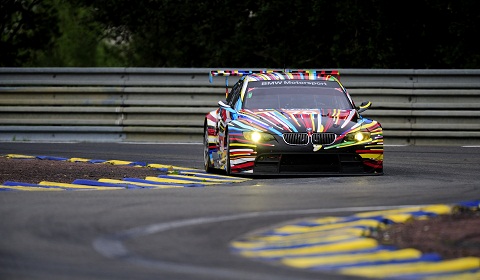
[1,142,479,280]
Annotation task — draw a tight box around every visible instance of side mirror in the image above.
[357,101,372,113]
[218,100,236,113]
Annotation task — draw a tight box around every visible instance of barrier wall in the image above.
[1,68,479,145]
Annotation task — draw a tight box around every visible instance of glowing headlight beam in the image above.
[243,131,275,143]
[345,131,371,143]
[251,132,262,142]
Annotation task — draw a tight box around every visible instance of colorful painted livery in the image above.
[204,70,383,175]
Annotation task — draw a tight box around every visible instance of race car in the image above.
[204,70,383,175]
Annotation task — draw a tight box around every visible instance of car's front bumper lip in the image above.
[231,140,383,175]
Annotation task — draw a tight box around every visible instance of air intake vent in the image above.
[282,133,309,145]
[282,133,336,145]
[312,133,336,144]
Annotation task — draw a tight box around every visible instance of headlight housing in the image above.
[345,131,371,142]
[243,131,275,143]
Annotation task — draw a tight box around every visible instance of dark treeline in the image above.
[1,0,479,68]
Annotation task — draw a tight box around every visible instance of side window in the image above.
[227,81,243,106]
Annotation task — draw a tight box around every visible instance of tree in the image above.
[0,0,58,66]
[2,0,479,68]
[0,0,124,67]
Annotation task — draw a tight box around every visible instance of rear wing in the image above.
[209,69,340,82]
[209,69,340,97]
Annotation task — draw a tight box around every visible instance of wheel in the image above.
[203,125,214,173]
[225,128,231,175]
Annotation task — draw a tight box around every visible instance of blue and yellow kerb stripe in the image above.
[231,200,480,279]
[1,154,249,191]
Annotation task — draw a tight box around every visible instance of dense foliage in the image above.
[1,0,479,68]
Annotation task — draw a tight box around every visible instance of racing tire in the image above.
[203,125,214,173]
[225,128,231,175]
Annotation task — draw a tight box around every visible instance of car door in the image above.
[217,80,243,158]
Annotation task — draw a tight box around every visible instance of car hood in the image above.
[232,108,361,136]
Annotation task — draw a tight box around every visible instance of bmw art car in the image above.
[204,70,383,175]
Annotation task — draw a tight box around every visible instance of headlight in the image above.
[345,131,371,142]
[243,131,275,143]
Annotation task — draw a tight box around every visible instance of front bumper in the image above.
[231,139,383,176]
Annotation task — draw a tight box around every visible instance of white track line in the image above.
[93,204,422,280]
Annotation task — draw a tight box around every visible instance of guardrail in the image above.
[1,68,479,145]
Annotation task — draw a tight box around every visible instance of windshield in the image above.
[243,80,353,110]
